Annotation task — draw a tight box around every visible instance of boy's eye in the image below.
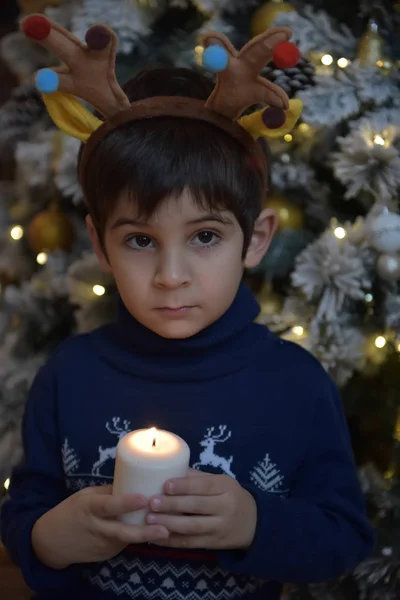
[193,231,220,246]
[127,235,154,249]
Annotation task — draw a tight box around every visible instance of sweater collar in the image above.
[114,282,260,356]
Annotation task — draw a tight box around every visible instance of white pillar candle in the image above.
[113,427,190,525]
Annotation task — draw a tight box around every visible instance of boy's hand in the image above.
[32,485,169,570]
[146,470,257,550]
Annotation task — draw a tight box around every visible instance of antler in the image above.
[20,15,130,118]
[203,28,292,121]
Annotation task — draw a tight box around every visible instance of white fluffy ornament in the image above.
[367,209,400,253]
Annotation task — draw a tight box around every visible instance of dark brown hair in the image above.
[80,66,268,256]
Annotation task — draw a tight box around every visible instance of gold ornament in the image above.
[18,0,62,13]
[250,0,294,38]
[27,205,74,254]
[266,193,304,232]
[357,19,385,68]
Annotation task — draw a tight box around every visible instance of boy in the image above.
[1,15,374,600]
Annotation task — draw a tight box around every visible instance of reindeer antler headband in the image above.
[21,15,303,185]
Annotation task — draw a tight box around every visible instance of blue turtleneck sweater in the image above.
[1,284,374,599]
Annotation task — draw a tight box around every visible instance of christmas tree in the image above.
[1,0,400,598]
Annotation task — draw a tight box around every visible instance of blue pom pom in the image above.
[202,45,229,72]
[35,69,59,94]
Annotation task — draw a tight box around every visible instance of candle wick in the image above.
[152,438,156,448]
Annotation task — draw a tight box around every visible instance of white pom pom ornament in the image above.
[367,209,400,254]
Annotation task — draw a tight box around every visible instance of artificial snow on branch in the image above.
[271,159,316,191]
[292,230,370,322]
[0,84,48,156]
[272,6,356,57]
[350,63,400,107]
[48,0,153,55]
[297,73,359,127]
[385,292,400,333]
[306,324,366,386]
[0,31,54,82]
[15,130,54,189]
[54,136,83,205]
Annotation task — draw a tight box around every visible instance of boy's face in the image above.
[88,190,276,339]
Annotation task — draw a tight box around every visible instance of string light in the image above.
[4,478,10,490]
[334,226,346,239]
[194,45,204,66]
[291,325,304,337]
[10,225,24,240]
[36,252,48,265]
[374,336,387,349]
[337,57,349,69]
[321,54,333,66]
[373,135,385,146]
[93,284,106,296]
[284,134,293,143]
[397,342,400,353]
[298,123,310,133]
[365,293,374,303]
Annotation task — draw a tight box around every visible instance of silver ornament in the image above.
[377,254,400,281]
[368,210,400,253]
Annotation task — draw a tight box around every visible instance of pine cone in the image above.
[0,83,47,154]
[262,56,316,98]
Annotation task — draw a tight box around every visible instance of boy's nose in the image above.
[153,250,191,289]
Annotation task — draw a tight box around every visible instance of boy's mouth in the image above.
[155,306,194,317]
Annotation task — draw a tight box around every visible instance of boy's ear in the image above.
[86,215,112,273]
[244,208,278,269]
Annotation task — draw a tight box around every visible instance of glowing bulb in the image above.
[337,57,349,68]
[291,326,304,337]
[374,135,385,146]
[321,54,333,66]
[4,478,10,490]
[365,293,373,303]
[36,252,48,265]
[10,225,24,240]
[334,226,346,239]
[92,284,106,296]
[374,336,387,349]
[284,134,293,143]
[397,342,400,353]
[298,123,310,133]
[194,45,204,65]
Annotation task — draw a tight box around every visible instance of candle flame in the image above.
[149,427,157,448]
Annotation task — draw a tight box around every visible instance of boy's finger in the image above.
[154,533,212,549]
[105,521,169,545]
[146,513,218,536]
[90,493,148,518]
[188,468,209,477]
[149,494,218,515]
[164,474,223,496]
[79,484,113,496]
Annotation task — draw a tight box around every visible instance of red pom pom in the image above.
[273,41,300,69]
[22,15,51,41]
